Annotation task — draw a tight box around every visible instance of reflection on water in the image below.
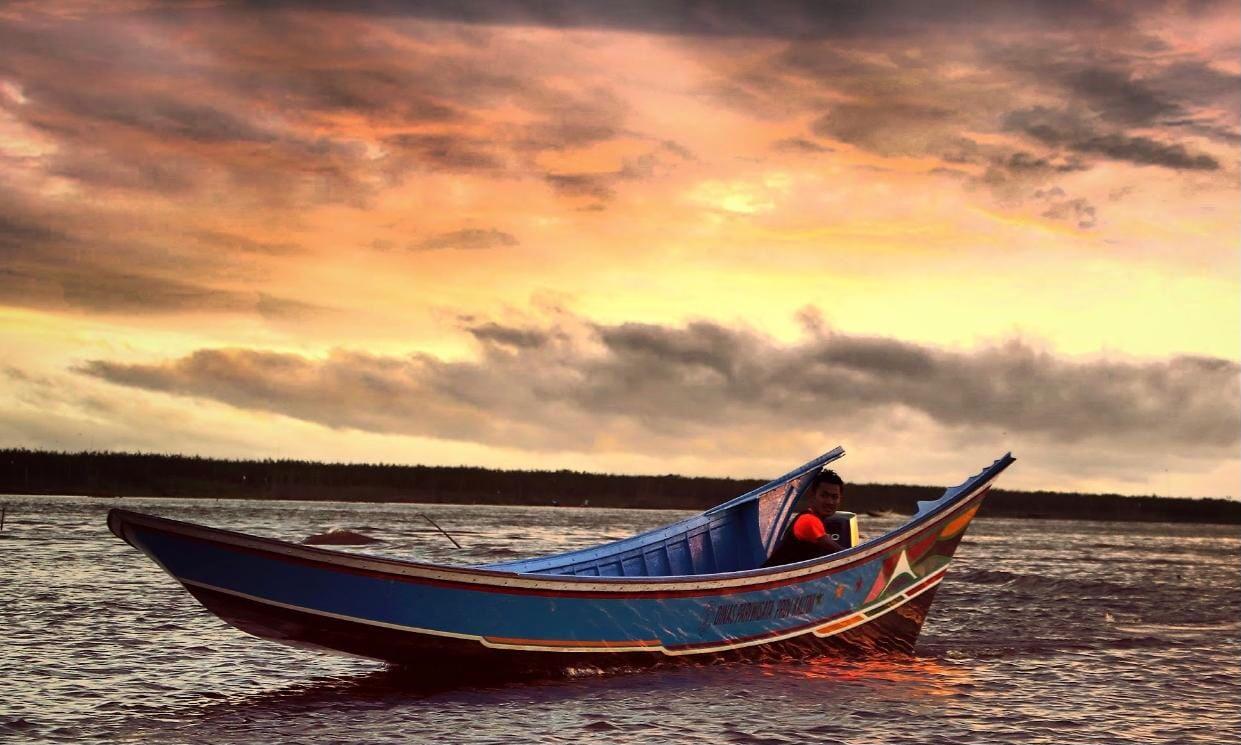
[766,655,975,697]
[2,495,1238,744]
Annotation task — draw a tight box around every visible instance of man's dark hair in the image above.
[811,468,845,492]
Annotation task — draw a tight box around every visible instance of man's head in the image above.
[804,469,844,518]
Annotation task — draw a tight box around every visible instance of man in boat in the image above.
[762,469,846,566]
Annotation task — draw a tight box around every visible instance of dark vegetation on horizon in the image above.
[2,449,1237,524]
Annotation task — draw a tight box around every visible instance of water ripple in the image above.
[1,496,1237,744]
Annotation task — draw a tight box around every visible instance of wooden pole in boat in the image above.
[419,513,462,549]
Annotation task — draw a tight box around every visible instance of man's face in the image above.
[808,482,843,517]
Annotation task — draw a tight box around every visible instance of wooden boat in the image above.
[108,448,1014,672]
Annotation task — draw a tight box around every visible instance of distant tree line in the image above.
[2,448,1237,524]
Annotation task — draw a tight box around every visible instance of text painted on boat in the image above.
[707,593,823,626]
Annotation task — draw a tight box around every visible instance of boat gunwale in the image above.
[106,455,1010,597]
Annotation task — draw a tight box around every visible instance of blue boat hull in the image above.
[107,453,1012,671]
[179,580,942,672]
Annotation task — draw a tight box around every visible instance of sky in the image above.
[1,1,1238,498]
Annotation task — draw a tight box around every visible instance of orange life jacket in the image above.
[762,512,833,567]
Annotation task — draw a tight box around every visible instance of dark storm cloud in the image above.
[412,228,519,251]
[79,315,1241,457]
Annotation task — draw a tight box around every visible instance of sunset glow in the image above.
[1,2,1238,497]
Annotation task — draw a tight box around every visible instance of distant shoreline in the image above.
[2,448,1238,524]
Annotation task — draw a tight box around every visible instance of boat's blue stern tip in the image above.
[909,452,1016,522]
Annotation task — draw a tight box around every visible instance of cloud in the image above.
[1006,108,1220,171]
[78,314,1241,463]
[28,86,279,146]
[192,230,301,256]
[812,101,960,158]
[0,8,643,209]
[537,149,675,205]
[0,17,384,205]
[771,137,833,154]
[981,44,1187,128]
[688,13,1236,231]
[1070,134,1219,171]
[275,1,1164,41]
[412,228,519,251]
[997,151,1088,176]
[467,321,555,349]
[2,0,1230,233]
[0,264,325,317]
[383,133,505,173]
[0,364,263,457]
[1059,66,1181,127]
[543,171,618,202]
[0,192,320,316]
[1034,188,1097,229]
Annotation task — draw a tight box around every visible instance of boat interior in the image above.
[486,448,861,578]
[485,448,1011,579]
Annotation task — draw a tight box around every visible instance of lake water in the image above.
[2,495,1238,744]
